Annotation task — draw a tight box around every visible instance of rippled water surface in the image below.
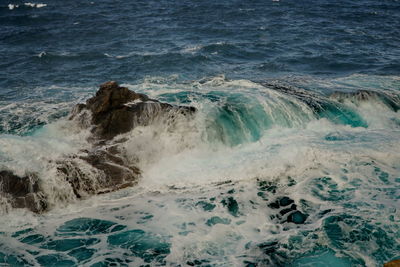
[0,0,399,266]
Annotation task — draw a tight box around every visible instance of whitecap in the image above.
[1,76,399,266]
[104,52,142,59]
[182,45,203,54]
[8,4,19,10]
[24,2,47,8]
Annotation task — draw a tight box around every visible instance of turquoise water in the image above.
[1,0,400,266]
[0,76,399,266]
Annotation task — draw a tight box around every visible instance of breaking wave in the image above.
[0,75,399,266]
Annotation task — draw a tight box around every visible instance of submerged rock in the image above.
[1,81,196,213]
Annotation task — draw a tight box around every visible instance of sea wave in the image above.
[0,75,399,265]
[1,75,399,205]
[7,2,47,10]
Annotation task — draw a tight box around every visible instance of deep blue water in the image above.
[0,0,400,266]
[1,0,400,91]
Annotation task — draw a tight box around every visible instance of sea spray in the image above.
[0,76,399,265]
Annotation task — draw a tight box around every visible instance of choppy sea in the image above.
[0,0,399,266]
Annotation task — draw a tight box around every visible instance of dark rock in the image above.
[86,81,140,115]
[330,90,379,102]
[0,170,47,212]
[79,149,140,194]
[72,81,196,140]
[0,170,39,197]
[56,147,141,199]
[260,82,326,112]
[330,90,400,111]
[71,103,87,116]
[261,82,400,114]
[1,81,195,213]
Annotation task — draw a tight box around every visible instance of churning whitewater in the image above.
[1,0,400,265]
[0,75,399,266]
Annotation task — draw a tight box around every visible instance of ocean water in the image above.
[0,0,400,266]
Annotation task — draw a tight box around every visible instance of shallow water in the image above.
[1,0,400,266]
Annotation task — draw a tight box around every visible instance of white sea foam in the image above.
[181,42,229,55]
[1,77,399,205]
[2,122,397,264]
[37,51,46,57]
[8,3,48,9]
[119,76,400,190]
[182,44,204,54]
[24,2,47,8]
[8,4,18,10]
[0,76,399,265]
[104,51,150,59]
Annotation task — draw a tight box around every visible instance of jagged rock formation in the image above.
[72,81,195,140]
[384,259,400,267]
[0,81,196,213]
[0,171,47,212]
[330,89,400,111]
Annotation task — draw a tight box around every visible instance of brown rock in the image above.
[79,149,140,193]
[1,81,195,213]
[56,149,140,198]
[87,81,140,115]
[0,170,47,212]
[384,259,400,267]
[330,90,379,102]
[73,81,196,140]
[330,90,400,112]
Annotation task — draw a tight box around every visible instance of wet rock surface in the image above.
[0,170,47,212]
[330,90,400,112]
[261,82,400,114]
[0,81,196,212]
[72,81,196,140]
[57,149,141,198]
[384,259,400,267]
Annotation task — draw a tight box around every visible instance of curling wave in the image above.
[0,75,399,266]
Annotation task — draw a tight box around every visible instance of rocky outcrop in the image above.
[330,90,381,102]
[0,170,47,212]
[384,259,400,267]
[261,82,400,114]
[330,90,400,112]
[56,148,141,198]
[0,81,196,213]
[72,81,195,140]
